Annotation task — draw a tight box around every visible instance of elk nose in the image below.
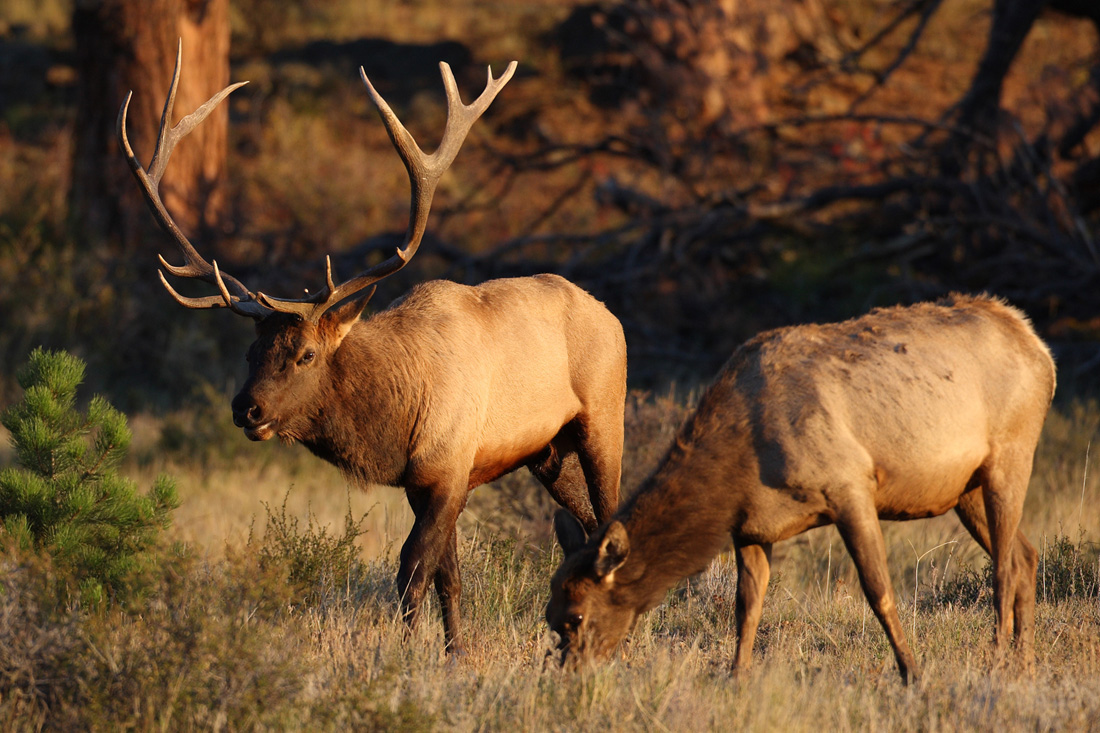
[231,397,262,427]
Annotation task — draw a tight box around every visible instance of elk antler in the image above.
[117,40,268,318]
[120,41,516,322]
[255,59,518,321]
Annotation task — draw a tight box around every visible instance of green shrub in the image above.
[0,347,179,606]
[1037,532,1100,603]
[0,542,317,730]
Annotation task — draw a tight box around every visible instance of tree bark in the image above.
[70,0,231,252]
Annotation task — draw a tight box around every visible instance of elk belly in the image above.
[467,452,531,490]
[873,453,986,520]
[468,425,567,490]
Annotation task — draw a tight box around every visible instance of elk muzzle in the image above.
[551,632,603,670]
[231,392,276,441]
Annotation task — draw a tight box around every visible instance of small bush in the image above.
[931,531,1100,608]
[74,553,313,730]
[1038,532,1100,603]
[0,543,318,730]
[0,544,92,729]
[0,347,179,606]
[247,488,370,609]
[931,561,993,609]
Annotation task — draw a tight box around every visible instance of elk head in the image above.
[118,41,516,441]
[231,305,363,442]
[546,510,637,665]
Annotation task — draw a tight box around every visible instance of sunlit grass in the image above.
[3,388,1100,730]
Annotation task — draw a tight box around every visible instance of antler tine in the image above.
[117,40,267,319]
[363,60,517,265]
[258,60,518,321]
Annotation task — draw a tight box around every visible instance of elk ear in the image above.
[322,287,375,342]
[594,521,629,579]
[553,509,588,557]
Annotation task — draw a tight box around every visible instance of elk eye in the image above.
[298,350,316,366]
[566,613,583,629]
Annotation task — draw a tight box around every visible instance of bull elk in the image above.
[118,44,627,652]
[546,295,1055,683]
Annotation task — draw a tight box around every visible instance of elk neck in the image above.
[609,392,751,613]
[295,316,424,489]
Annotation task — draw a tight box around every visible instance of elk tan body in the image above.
[263,276,626,498]
[548,295,1055,683]
[243,273,627,649]
[119,45,626,652]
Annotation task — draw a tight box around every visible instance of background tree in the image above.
[528,0,1100,372]
[69,0,231,251]
[953,0,1100,158]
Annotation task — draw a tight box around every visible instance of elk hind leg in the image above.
[959,490,1034,669]
[963,460,1038,669]
[1009,531,1038,672]
[573,415,624,525]
[984,452,1036,668]
[434,527,464,653]
[528,431,599,532]
[733,541,772,674]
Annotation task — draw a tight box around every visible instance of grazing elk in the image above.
[547,295,1055,684]
[118,44,627,653]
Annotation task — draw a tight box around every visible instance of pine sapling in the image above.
[0,348,179,606]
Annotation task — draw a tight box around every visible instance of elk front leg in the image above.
[733,541,772,673]
[834,497,917,685]
[398,485,467,651]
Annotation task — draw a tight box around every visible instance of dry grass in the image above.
[5,390,1097,731]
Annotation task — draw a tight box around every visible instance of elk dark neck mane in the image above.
[610,387,750,612]
[294,313,425,489]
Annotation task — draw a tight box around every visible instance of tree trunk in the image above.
[70,0,231,252]
[953,0,1047,139]
[953,0,1100,156]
